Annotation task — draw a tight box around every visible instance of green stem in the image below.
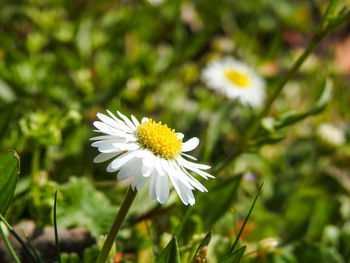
[96,187,137,263]
[0,223,21,263]
[247,10,350,141]
[213,10,350,175]
[246,30,325,140]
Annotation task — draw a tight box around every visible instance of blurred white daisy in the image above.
[91,110,213,206]
[201,57,266,107]
[258,237,279,254]
[317,123,345,147]
[147,0,163,6]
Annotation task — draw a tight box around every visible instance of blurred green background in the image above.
[1,0,350,262]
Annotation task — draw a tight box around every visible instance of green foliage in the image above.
[258,79,332,147]
[19,109,81,147]
[191,231,212,262]
[156,237,181,263]
[61,246,99,263]
[28,181,57,226]
[294,241,344,263]
[195,175,242,229]
[1,0,350,262]
[221,246,246,263]
[57,177,118,237]
[0,150,19,215]
[203,102,236,160]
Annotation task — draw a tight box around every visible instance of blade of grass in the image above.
[54,190,61,263]
[22,230,43,263]
[0,214,38,263]
[229,184,263,253]
[0,223,21,263]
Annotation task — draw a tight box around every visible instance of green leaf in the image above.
[57,177,118,237]
[220,246,246,263]
[0,150,20,215]
[191,231,212,262]
[195,175,242,228]
[277,78,332,126]
[156,236,181,263]
[263,79,332,131]
[250,133,286,147]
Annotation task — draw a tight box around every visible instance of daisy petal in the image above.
[176,133,184,139]
[181,137,199,152]
[93,152,120,163]
[90,135,117,141]
[181,153,197,160]
[117,158,141,180]
[112,142,140,151]
[131,115,140,127]
[132,175,147,191]
[110,151,136,170]
[149,173,157,200]
[156,174,169,204]
[178,156,211,170]
[117,111,136,129]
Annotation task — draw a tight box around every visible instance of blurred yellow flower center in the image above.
[224,69,250,87]
[136,119,182,159]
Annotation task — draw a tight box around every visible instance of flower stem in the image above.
[96,187,137,263]
[212,9,350,175]
[246,31,325,141]
[246,9,350,141]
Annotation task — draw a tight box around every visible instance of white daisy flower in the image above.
[91,110,214,206]
[201,57,266,107]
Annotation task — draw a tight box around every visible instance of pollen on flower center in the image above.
[224,69,250,87]
[136,119,182,159]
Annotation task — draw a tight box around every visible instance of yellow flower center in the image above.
[224,69,250,88]
[136,119,182,159]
